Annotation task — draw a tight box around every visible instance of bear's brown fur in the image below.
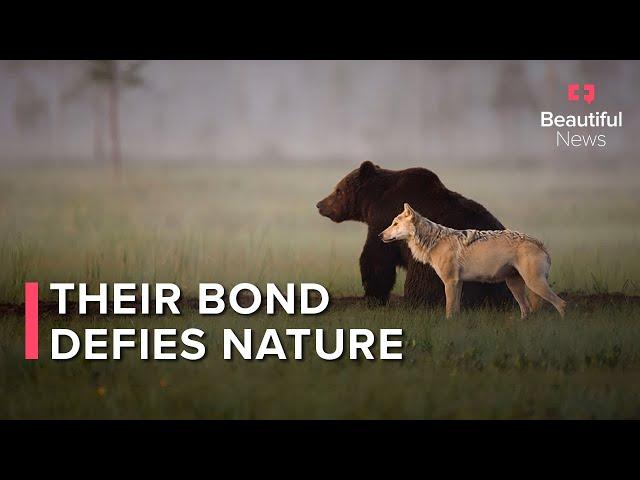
[316,161,512,307]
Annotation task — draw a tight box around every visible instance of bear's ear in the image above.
[359,160,377,179]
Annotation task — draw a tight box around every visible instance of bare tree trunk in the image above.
[545,60,557,105]
[108,73,122,177]
[93,90,105,163]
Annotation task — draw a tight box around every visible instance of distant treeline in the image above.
[1,60,638,166]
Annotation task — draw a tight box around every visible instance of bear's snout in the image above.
[316,198,331,217]
[316,195,346,223]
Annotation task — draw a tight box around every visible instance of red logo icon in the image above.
[568,84,595,105]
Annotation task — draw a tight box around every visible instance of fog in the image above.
[1,60,638,166]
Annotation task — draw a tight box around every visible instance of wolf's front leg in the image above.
[444,280,462,318]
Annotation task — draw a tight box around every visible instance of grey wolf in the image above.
[380,203,566,319]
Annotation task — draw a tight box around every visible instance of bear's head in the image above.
[316,160,380,223]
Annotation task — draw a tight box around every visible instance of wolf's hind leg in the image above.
[519,269,566,317]
[526,287,543,312]
[505,274,531,319]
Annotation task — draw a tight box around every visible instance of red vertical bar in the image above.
[25,282,39,360]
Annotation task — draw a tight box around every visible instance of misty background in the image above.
[1,60,638,167]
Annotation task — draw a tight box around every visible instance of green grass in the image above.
[1,163,640,418]
[2,303,640,419]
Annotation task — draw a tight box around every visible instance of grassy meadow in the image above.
[1,162,640,418]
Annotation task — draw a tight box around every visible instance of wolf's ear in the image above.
[359,160,377,179]
[403,203,415,216]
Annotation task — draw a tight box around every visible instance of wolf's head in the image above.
[380,203,417,243]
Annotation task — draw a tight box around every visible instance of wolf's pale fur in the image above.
[380,203,566,319]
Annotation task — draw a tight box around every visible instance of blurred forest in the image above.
[1,60,638,167]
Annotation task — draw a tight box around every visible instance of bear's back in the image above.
[375,167,505,231]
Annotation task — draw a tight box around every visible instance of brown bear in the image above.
[316,161,512,307]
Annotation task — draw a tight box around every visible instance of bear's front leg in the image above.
[404,259,446,307]
[359,228,399,305]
